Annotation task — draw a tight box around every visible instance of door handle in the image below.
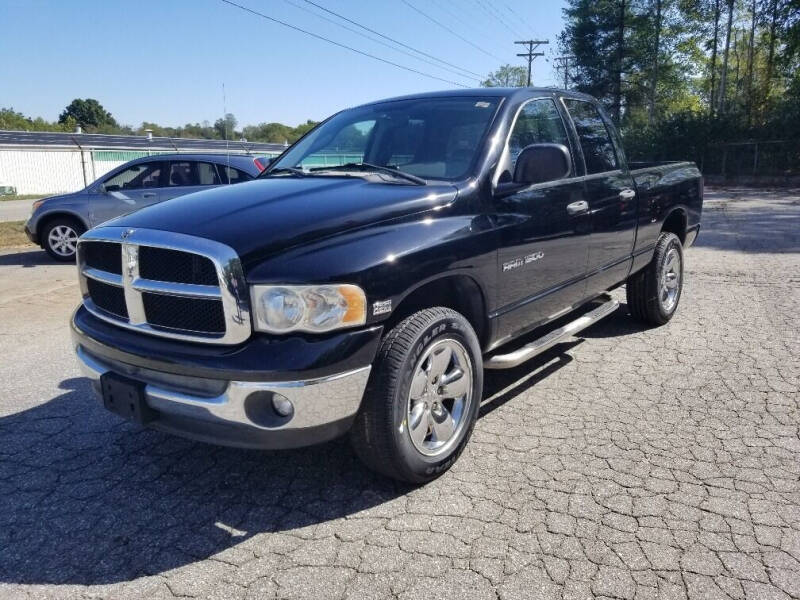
[142,193,156,199]
[566,200,589,216]
[619,188,636,201]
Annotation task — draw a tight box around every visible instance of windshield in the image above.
[267,96,501,181]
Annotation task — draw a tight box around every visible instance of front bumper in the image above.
[72,306,382,449]
[24,221,38,244]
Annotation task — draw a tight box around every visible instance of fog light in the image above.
[271,393,294,418]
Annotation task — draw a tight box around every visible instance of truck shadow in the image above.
[578,302,651,339]
[0,248,54,267]
[0,377,409,585]
[0,337,604,586]
[480,340,582,419]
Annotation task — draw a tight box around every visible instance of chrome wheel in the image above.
[47,224,78,257]
[405,338,473,457]
[659,248,681,312]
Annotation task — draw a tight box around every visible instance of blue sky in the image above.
[1,0,567,128]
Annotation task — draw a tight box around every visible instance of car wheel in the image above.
[626,232,684,325]
[42,218,85,262]
[350,307,483,484]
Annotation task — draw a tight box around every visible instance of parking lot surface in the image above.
[0,198,36,223]
[0,188,798,599]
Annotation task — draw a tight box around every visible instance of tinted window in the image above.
[168,161,199,187]
[197,162,221,185]
[508,99,570,172]
[219,165,253,184]
[271,97,501,180]
[104,162,163,190]
[563,99,618,174]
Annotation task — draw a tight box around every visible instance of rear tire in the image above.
[626,232,684,326]
[350,307,483,484]
[42,217,85,262]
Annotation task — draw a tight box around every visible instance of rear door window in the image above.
[168,161,199,187]
[197,162,222,185]
[562,99,619,174]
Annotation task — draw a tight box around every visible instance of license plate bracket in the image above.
[100,373,156,425]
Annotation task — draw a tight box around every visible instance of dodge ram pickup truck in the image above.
[71,88,702,483]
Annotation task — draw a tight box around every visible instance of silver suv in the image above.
[25,153,265,261]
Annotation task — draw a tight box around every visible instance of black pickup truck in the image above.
[71,89,702,483]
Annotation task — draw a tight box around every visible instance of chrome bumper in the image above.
[75,345,371,449]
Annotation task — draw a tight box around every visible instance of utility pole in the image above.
[515,39,548,86]
[553,55,575,89]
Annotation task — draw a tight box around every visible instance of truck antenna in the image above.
[223,82,231,184]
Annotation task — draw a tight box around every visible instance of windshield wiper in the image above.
[311,162,426,185]
[263,166,308,177]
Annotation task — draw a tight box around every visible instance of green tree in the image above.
[481,64,528,87]
[214,113,238,140]
[1,107,76,132]
[242,120,319,144]
[559,0,800,168]
[58,98,117,129]
[559,0,642,124]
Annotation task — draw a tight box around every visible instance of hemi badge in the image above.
[373,299,392,316]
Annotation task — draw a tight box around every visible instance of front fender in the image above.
[245,213,499,327]
[28,194,90,236]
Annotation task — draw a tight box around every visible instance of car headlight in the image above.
[250,284,367,334]
[31,199,46,213]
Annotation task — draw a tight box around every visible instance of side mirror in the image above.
[514,143,572,185]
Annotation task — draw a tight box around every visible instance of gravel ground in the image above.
[0,188,797,599]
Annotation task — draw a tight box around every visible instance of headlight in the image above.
[31,199,46,213]
[250,284,367,334]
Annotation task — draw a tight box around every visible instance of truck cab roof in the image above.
[353,87,598,108]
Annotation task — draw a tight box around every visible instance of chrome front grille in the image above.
[77,227,251,344]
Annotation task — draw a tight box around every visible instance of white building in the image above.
[0,130,286,195]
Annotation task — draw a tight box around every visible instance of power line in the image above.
[475,0,525,39]
[400,0,505,63]
[220,0,471,88]
[302,0,484,79]
[431,0,495,43]
[503,3,537,36]
[281,0,477,83]
[515,40,549,87]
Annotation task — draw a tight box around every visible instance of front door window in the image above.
[104,162,163,191]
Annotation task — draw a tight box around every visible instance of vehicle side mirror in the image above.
[514,143,571,185]
[102,183,121,193]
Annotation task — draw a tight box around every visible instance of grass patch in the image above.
[0,194,47,202]
[0,221,34,248]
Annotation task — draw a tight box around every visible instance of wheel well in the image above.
[37,213,86,244]
[385,276,488,348]
[661,209,687,244]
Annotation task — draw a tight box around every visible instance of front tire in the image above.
[626,232,684,325]
[42,217,85,262]
[350,307,483,483]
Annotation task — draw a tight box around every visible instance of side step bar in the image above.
[484,296,619,369]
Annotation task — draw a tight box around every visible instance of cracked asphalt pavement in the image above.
[0,188,798,599]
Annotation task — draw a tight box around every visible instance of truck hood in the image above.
[108,177,457,266]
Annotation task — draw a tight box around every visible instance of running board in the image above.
[484,297,619,369]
